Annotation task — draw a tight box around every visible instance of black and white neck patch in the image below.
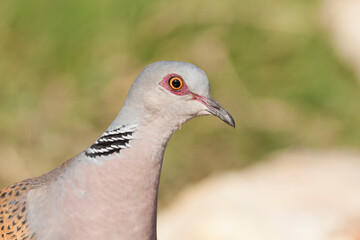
[85,124,137,158]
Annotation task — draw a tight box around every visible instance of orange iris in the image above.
[169,76,183,90]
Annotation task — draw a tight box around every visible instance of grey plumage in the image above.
[0,61,234,240]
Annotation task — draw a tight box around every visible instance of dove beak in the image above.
[193,94,235,128]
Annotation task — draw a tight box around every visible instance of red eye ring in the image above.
[169,76,183,90]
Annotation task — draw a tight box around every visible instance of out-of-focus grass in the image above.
[0,0,359,205]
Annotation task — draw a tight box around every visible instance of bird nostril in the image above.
[192,93,208,107]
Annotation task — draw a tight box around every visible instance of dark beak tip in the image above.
[230,119,236,129]
[226,115,236,129]
[204,96,236,129]
[215,109,235,128]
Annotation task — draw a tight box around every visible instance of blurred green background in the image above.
[0,0,359,206]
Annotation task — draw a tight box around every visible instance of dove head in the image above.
[110,61,235,131]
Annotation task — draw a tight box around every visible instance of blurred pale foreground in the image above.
[158,149,360,240]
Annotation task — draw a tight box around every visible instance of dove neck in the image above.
[36,111,180,239]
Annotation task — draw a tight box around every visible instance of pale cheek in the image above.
[143,93,167,113]
[197,109,211,116]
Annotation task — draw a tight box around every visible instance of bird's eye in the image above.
[169,76,183,90]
